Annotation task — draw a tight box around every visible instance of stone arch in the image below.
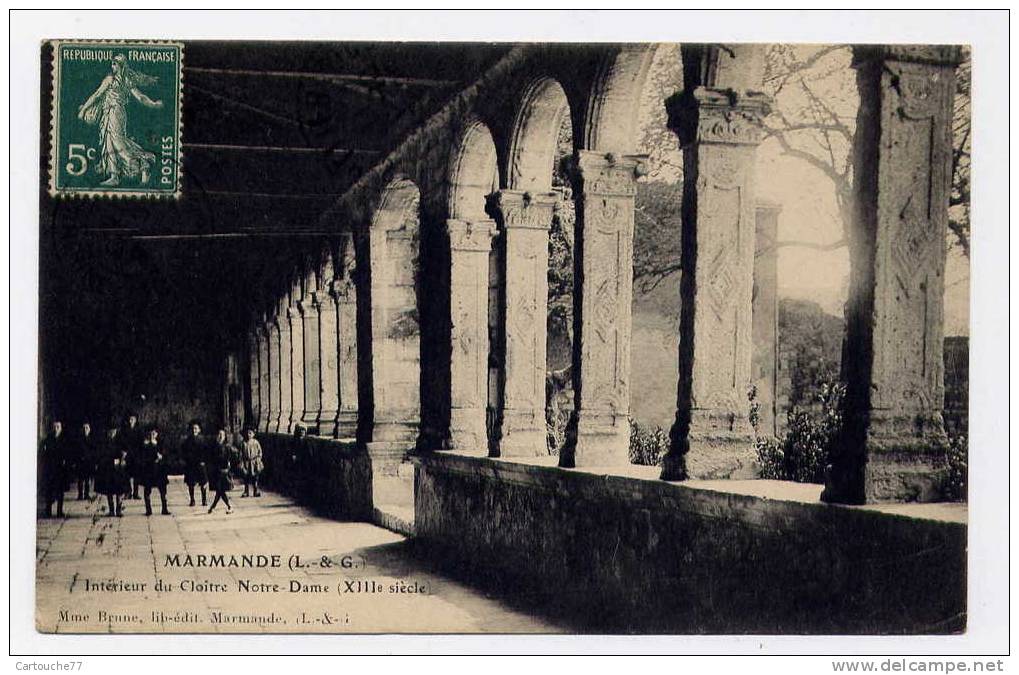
[449,119,500,221]
[506,78,572,192]
[584,44,658,156]
[366,177,422,446]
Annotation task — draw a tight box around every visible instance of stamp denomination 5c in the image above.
[49,41,183,198]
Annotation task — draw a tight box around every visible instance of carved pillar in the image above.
[318,254,340,437]
[334,234,359,439]
[268,317,282,432]
[257,321,271,432]
[299,276,321,433]
[247,329,261,431]
[447,218,497,453]
[661,44,771,481]
[276,299,294,434]
[752,202,780,438]
[563,151,644,467]
[367,224,420,448]
[287,280,305,433]
[489,190,557,456]
[823,45,962,504]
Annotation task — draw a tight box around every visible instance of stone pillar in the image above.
[564,151,645,467]
[447,218,497,453]
[247,330,261,431]
[299,278,321,433]
[276,299,294,434]
[489,190,557,456]
[318,255,340,437]
[268,317,282,432]
[257,322,271,432]
[334,235,359,439]
[823,45,962,504]
[367,224,420,448]
[752,202,780,438]
[660,44,771,481]
[287,281,305,434]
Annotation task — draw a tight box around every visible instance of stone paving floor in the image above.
[36,477,565,634]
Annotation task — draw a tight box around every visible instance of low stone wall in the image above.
[414,453,967,634]
[259,433,373,521]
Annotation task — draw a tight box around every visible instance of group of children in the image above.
[38,413,265,519]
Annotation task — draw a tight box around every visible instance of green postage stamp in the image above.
[49,41,183,197]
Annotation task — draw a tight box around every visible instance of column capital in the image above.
[852,44,964,68]
[668,86,771,148]
[447,218,497,252]
[487,190,557,230]
[574,150,649,197]
[313,289,336,313]
[297,296,318,317]
[329,276,356,302]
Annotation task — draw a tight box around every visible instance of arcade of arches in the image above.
[42,42,967,632]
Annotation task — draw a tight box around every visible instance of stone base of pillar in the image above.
[823,436,949,504]
[365,441,413,478]
[317,410,338,439]
[498,411,546,457]
[372,419,418,445]
[334,411,358,440]
[298,414,319,435]
[565,413,630,467]
[661,429,757,481]
[447,408,488,455]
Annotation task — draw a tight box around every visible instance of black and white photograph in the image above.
[8,8,1010,663]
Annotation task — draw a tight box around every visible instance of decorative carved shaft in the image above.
[318,287,340,437]
[489,190,556,456]
[661,44,771,481]
[447,218,497,453]
[564,151,643,467]
[300,291,321,431]
[368,224,420,445]
[334,234,359,438]
[267,320,282,433]
[247,331,260,431]
[257,323,271,432]
[287,283,305,433]
[823,45,962,504]
[276,306,293,434]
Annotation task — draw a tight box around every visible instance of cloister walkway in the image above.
[35,477,566,634]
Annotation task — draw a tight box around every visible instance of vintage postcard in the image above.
[21,12,999,648]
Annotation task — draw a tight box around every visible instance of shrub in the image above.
[756,378,845,484]
[629,419,669,466]
[943,434,968,501]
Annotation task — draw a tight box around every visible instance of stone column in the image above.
[247,330,261,431]
[823,45,962,504]
[258,321,271,432]
[318,255,340,437]
[752,202,780,438]
[367,224,420,448]
[268,317,282,432]
[660,45,771,481]
[287,281,305,433]
[299,274,322,433]
[333,235,359,439]
[447,218,497,453]
[489,190,557,456]
[276,300,294,434]
[564,151,645,467]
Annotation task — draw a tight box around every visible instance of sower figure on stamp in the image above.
[39,419,70,518]
[120,412,143,499]
[95,419,128,517]
[73,418,97,500]
[182,419,209,507]
[240,427,263,498]
[139,425,171,516]
[77,54,163,187]
[207,428,234,515]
